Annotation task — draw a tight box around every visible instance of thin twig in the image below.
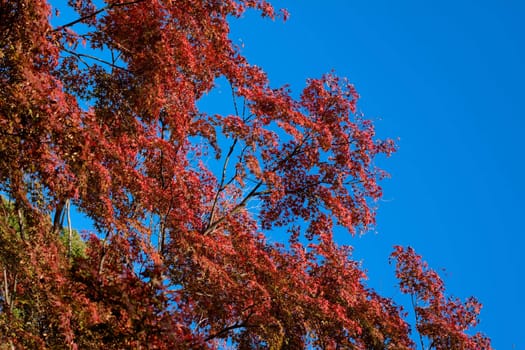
[3,268,10,311]
[203,134,311,236]
[231,83,240,117]
[53,0,146,32]
[97,229,112,280]
[207,138,238,229]
[203,321,250,342]
[203,181,262,236]
[411,293,426,350]
[62,48,129,71]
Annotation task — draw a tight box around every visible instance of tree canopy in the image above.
[0,0,491,348]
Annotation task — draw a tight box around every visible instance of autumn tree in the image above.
[0,0,491,348]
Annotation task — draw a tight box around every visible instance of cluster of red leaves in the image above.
[391,246,492,350]
[0,0,491,348]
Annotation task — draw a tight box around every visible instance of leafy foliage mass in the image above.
[0,0,491,348]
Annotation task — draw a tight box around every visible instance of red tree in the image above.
[0,0,491,348]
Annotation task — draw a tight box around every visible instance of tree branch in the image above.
[207,138,238,229]
[203,180,263,236]
[204,321,250,342]
[66,199,72,259]
[411,293,426,350]
[203,133,312,236]
[52,0,146,32]
[62,48,129,71]
[3,268,11,311]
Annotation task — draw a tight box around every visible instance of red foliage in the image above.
[0,0,490,348]
[391,246,492,350]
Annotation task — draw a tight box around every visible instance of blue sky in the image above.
[225,1,523,348]
[58,0,523,348]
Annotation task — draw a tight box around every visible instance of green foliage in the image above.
[0,196,21,234]
[1,195,86,259]
[60,227,86,259]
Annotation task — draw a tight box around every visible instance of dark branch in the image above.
[411,293,426,350]
[53,0,146,32]
[62,48,129,71]
[203,133,311,236]
[203,181,263,236]
[207,138,238,230]
[203,321,250,342]
[52,199,65,235]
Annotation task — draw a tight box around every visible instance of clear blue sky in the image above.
[58,1,523,348]
[225,1,523,348]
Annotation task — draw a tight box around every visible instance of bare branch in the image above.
[203,321,250,342]
[207,138,238,229]
[52,0,146,32]
[231,82,240,117]
[62,48,129,71]
[52,199,65,235]
[203,133,312,236]
[66,199,72,259]
[203,181,262,236]
[411,293,426,350]
[3,268,11,311]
